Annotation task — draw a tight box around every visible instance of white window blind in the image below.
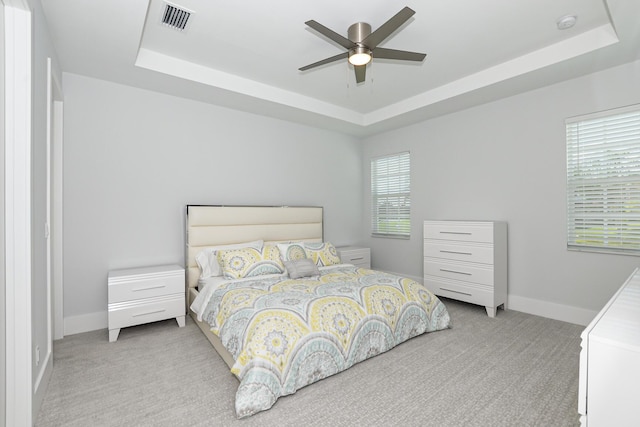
[566,104,640,254]
[371,151,411,238]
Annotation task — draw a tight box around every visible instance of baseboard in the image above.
[506,295,597,326]
[64,311,107,336]
[32,351,53,421]
[382,269,596,326]
[62,279,597,335]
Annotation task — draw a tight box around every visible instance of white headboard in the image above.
[185,205,323,289]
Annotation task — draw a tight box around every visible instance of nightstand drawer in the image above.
[337,246,371,269]
[424,241,493,264]
[424,258,494,286]
[108,266,184,303]
[108,294,184,329]
[424,222,493,243]
[340,251,370,266]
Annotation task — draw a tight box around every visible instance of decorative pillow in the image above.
[304,242,342,267]
[277,242,308,262]
[217,245,285,279]
[284,258,320,279]
[195,240,263,279]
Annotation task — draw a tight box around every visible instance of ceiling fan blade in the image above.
[362,7,415,49]
[299,52,349,71]
[305,20,356,50]
[354,65,366,83]
[373,47,426,62]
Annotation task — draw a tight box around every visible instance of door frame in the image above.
[47,57,64,341]
[3,0,33,425]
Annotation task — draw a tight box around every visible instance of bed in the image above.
[185,205,451,418]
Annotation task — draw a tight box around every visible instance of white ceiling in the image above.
[41,0,640,136]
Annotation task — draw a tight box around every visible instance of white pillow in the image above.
[195,240,263,279]
[277,242,308,262]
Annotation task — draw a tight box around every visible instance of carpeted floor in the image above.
[36,298,583,427]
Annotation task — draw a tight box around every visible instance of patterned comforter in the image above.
[196,265,451,418]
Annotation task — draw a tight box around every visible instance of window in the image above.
[566,104,640,254]
[371,151,411,238]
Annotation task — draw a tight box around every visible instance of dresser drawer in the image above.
[424,259,494,286]
[108,294,184,329]
[423,276,494,307]
[108,269,184,304]
[424,241,493,264]
[424,221,494,243]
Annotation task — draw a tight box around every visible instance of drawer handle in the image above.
[350,257,364,261]
[440,231,472,235]
[440,250,472,256]
[133,309,166,317]
[132,284,166,292]
[440,268,472,276]
[440,287,472,296]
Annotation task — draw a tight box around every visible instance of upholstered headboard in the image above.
[185,205,323,290]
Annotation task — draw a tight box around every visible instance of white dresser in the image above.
[423,220,507,317]
[108,264,186,342]
[578,267,640,426]
[337,246,371,269]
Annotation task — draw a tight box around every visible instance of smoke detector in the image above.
[557,15,577,30]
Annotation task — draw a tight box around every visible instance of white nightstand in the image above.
[336,246,371,269]
[108,264,185,342]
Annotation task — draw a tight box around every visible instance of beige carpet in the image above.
[36,298,583,426]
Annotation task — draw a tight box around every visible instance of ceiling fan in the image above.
[299,6,426,83]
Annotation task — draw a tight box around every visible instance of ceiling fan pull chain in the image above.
[346,65,350,94]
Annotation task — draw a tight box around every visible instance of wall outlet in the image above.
[35,345,40,366]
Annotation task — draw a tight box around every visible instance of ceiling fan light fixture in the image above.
[300,7,425,84]
[348,47,372,66]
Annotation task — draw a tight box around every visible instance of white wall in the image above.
[362,60,640,325]
[62,73,364,333]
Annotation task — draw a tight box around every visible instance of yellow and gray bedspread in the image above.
[199,265,451,418]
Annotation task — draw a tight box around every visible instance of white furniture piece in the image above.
[108,264,186,342]
[423,220,507,317]
[578,267,640,426]
[337,246,371,269]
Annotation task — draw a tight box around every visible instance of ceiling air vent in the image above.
[161,3,192,31]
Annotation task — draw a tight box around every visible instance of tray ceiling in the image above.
[41,0,640,136]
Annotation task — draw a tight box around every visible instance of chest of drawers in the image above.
[108,264,186,342]
[578,268,640,426]
[336,246,371,269]
[423,220,507,317]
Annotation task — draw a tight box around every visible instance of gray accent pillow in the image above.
[285,258,320,279]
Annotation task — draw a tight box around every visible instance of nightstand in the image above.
[336,246,371,269]
[108,264,185,342]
